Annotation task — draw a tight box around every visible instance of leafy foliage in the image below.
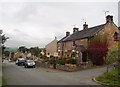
[1,34,9,44]
[4,51,10,57]
[18,46,42,57]
[58,58,66,65]
[0,31,9,56]
[88,33,109,65]
[18,46,26,53]
[106,45,118,64]
[67,58,77,64]
[96,66,120,86]
[29,47,42,57]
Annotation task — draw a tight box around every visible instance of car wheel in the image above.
[33,66,35,68]
[26,65,28,68]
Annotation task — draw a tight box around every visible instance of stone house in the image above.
[57,31,70,57]
[57,15,119,62]
[45,37,58,56]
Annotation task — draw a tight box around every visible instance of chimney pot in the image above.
[83,22,88,30]
[66,31,70,36]
[106,15,113,23]
[73,27,79,33]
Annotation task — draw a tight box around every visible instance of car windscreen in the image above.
[27,60,34,63]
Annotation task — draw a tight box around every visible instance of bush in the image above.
[49,57,55,64]
[58,58,66,65]
[68,58,77,64]
[88,33,109,65]
[106,45,118,64]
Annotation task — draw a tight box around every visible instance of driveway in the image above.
[3,60,107,85]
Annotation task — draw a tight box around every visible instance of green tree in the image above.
[29,47,42,57]
[106,45,118,64]
[0,30,9,57]
[18,46,26,53]
[4,51,10,57]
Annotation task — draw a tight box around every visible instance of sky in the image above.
[0,0,119,48]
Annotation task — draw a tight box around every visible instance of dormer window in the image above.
[114,32,119,41]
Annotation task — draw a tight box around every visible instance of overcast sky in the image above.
[0,0,119,48]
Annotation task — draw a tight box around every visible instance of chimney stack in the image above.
[73,27,79,33]
[106,15,113,23]
[118,26,120,30]
[66,31,70,36]
[83,22,88,30]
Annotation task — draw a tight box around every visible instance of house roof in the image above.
[57,36,69,43]
[63,23,106,42]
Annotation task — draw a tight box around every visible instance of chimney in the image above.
[106,15,113,23]
[73,27,79,33]
[66,31,70,36]
[118,26,120,30]
[83,22,88,30]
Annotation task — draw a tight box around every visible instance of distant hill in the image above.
[5,47,18,52]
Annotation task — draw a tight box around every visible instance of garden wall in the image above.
[35,61,93,72]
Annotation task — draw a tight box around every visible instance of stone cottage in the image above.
[45,37,58,56]
[57,15,119,62]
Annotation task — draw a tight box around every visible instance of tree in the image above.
[0,30,9,57]
[18,46,26,53]
[4,51,10,57]
[2,34,9,44]
[29,47,42,57]
[106,45,118,64]
[88,33,109,65]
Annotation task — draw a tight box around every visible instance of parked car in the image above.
[16,58,26,66]
[24,60,36,68]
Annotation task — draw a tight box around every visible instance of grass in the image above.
[96,66,120,86]
[2,77,7,87]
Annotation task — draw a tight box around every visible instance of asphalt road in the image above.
[3,60,107,85]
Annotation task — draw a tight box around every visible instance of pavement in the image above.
[2,60,107,85]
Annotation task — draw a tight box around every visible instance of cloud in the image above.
[0,2,118,48]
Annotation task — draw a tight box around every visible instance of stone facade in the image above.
[57,15,119,62]
[45,37,58,56]
[98,22,119,49]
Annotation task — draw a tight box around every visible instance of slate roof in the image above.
[57,36,68,43]
[63,24,106,42]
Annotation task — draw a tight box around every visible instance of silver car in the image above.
[24,60,36,68]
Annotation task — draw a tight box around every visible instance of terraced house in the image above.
[57,15,119,62]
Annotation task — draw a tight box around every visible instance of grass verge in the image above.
[96,66,120,87]
[2,77,7,87]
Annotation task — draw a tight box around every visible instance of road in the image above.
[3,60,107,85]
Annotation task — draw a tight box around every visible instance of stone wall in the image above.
[35,60,93,72]
[56,64,79,72]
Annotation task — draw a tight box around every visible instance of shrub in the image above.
[49,57,55,64]
[58,58,66,65]
[68,58,77,64]
[88,33,109,65]
[106,45,118,64]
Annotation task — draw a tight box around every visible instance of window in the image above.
[114,32,119,41]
